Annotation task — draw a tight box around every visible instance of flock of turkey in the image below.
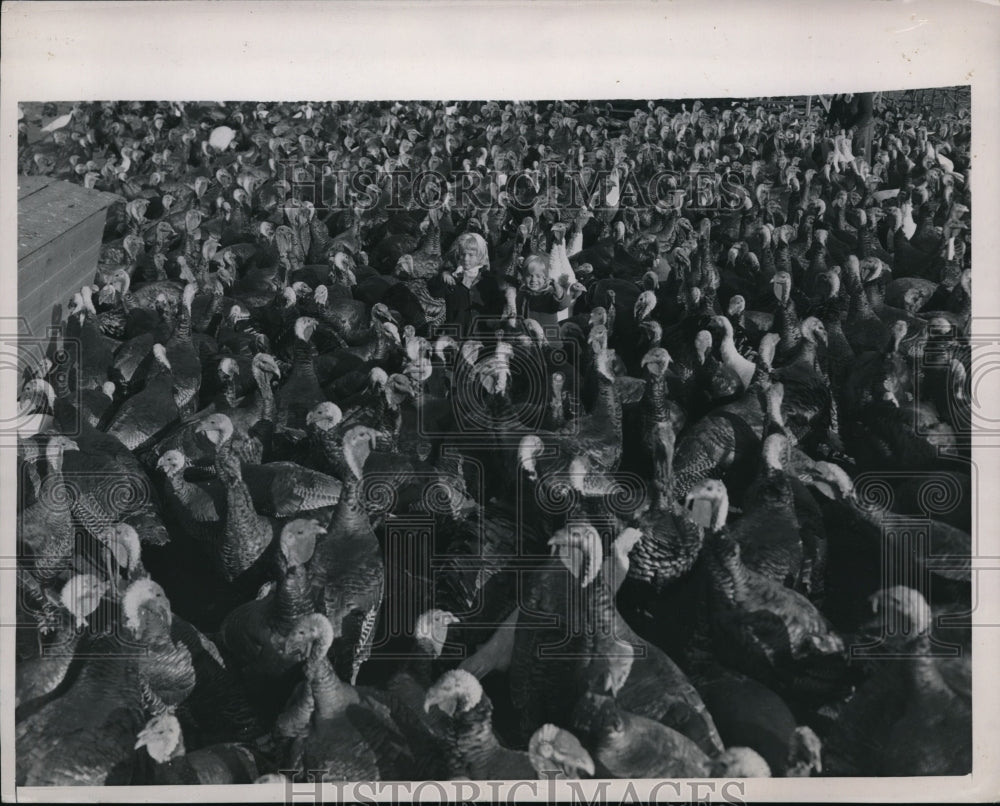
[14,96,973,786]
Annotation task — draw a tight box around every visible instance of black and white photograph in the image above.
[2,2,999,803]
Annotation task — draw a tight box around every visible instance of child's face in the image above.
[523,263,549,291]
[459,242,481,271]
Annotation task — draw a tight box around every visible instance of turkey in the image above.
[16,574,107,709]
[104,343,182,451]
[424,669,595,780]
[274,613,415,781]
[508,523,723,754]
[14,94,973,787]
[689,479,849,698]
[194,413,275,584]
[132,712,266,784]
[217,519,329,721]
[305,425,385,685]
[823,586,970,775]
[570,648,772,779]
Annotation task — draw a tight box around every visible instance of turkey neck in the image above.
[183,231,201,266]
[404,638,437,687]
[120,290,138,315]
[757,238,777,278]
[274,565,314,633]
[774,241,792,275]
[290,336,319,385]
[798,219,814,252]
[449,699,503,773]
[794,335,822,370]
[700,237,719,287]
[136,608,177,652]
[253,367,275,421]
[641,373,671,427]
[940,255,963,290]
[820,299,848,340]
[807,243,827,278]
[331,471,370,537]
[651,430,677,504]
[847,272,878,320]
[165,469,202,510]
[172,301,193,345]
[221,374,240,409]
[907,635,954,698]
[197,259,211,290]
[307,651,357,718]
[658,209,676,239]
[422,219,441,261]
[836,205,852,238]
[216,442,269,579]
[859,219,878,259]
[231,204,248,234]
[865,280,886,309]
[706,533,750,601]
[776,298,801,353]
[379,397,403,442]
[592,368,622,440]
[371,327,394,363]
[34,445,74,565]
[288,221,307,267]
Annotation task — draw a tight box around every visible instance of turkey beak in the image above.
[771,275,788,303]
[98,284,116,307]
[634,293,655,322]
[518,442,539,480]
[641,352,667,372]
[560,747,597,778]
[195,422,220,446]
[684,492,716,530]
[423,689,456,717]
[282,635,305,660]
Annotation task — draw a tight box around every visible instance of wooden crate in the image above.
[17,176,121,365]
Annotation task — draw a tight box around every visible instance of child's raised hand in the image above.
[442,271,456,286]
[557,273,572,289]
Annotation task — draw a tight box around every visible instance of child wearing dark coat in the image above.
[426,232,506,337]
[506,254,585,327]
